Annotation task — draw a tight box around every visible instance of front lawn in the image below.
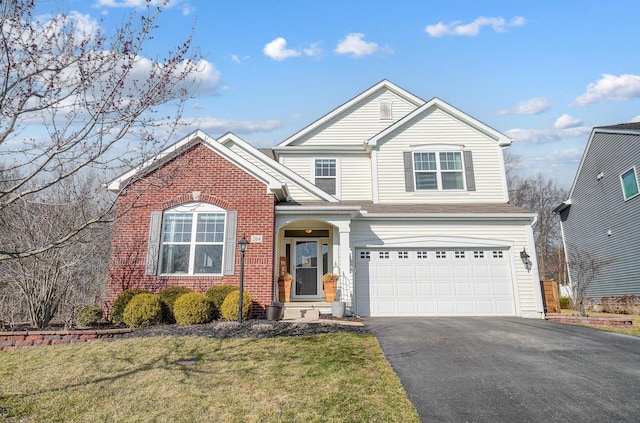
[0,333,419,422]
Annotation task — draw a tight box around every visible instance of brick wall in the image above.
[107,142,276,317]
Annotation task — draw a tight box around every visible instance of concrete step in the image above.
[278,302,332,321]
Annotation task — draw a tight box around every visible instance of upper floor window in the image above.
[413,151,464,190]
[379,100,393,120]
[620,167,639,200]
[161,203,226,275]
[314,159,337,195]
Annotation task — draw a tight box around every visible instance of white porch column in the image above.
[337,222,352,305]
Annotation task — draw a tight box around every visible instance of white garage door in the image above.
[355,248,515,316]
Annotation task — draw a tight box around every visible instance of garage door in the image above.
[355,248,515,316]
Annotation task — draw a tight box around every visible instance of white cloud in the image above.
[554,114,582,129]
[573,74,640,106]
[425,16,525,37]
[303,42,324,59]
[263,37,301,61]
[192,117,283,134]
[500,97,550,115]
[632,115,640,123]
[506,126,591,144]
[94,0,176,8]
[335,33,380,56]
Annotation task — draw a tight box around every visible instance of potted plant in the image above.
[278,272,293,302]
[322,273,339,302]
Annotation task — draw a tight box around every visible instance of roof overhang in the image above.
[553,199,572,214]
[368,97,512,148]
[107,130,289,201]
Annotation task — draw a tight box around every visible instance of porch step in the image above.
[279,302,331,321]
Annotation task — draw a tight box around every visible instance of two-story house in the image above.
[554,123,640,299]
[107,80,544,318]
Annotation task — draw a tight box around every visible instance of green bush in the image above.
[220,290,252,321]
[173,292,213,325]
[76,305,103,327]
[123,293,162,328]
[206,285,239,317]
[559,296,571,309]
[110,289,152,325]
[159,286,194,323]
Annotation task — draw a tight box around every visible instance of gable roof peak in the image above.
[277,79,425,147]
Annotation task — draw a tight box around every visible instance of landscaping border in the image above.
[0,328,132,350]
[545,313,633,329]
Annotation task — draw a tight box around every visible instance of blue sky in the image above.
[56,1,640,184]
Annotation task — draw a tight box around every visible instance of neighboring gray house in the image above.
[555,123,640,298]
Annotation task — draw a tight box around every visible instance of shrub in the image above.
[220,290,252,321]
[111,289,152,325]
[76,305,103,327]
[173,292,213,325]
[206,285,239,309]
[206,285,239,317]
[559,296,571,309]
[159,286,194,323]
[123,293,162,328]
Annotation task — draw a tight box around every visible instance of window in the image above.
[360,251,370,260]
[413,151,464,190]
[398,251,409,259]
[454,251,465,259]
[417,251,428,259]
[379,251,390,259]
[314,159,337,195]
[621,167,639,200]
[473,251,485,259]
[492,251,503,259]
[161,203,226,275]
[436,251,447,259]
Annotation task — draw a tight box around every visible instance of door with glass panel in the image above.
[293,240,320,299]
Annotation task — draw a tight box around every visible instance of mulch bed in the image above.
[120,319,369,340]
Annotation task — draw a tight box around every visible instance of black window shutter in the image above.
[145,211,163,275]
[223,211,238,275]
[464,151,476,191]
[403,152,414,192]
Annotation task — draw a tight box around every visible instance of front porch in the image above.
[274,206,360,312]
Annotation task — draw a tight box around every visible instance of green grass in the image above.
[561,309,640,337]
[0,333,419,422]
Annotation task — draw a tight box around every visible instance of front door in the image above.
[294,240,321,299]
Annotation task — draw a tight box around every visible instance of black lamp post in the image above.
[238,234,249,323]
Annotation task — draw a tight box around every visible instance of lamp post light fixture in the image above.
[520,248,532,272]
[238,234,249,323]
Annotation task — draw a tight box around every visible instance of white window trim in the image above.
[312,157,341,198]
[412,148,466,191]
[620,166,640,201]
[160,202,227,276]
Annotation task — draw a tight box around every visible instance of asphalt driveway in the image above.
[365,317,640,422]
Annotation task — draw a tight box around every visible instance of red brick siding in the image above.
[107,142,276,317]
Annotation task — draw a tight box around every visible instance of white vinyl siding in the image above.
[280,154,373,201]
[226,142,319,201]
[290,90,419,146]
[350,219,539,317]
[375,108,507,203]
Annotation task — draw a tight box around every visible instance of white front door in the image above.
[293,240,323,300]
